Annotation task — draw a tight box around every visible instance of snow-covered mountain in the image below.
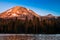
[0,6,40,20]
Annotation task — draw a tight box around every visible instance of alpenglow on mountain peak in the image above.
[0,6,40,18]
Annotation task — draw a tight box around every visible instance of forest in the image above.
[0,16,60,34]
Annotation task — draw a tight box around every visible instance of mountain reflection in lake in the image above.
[0,34,60,40]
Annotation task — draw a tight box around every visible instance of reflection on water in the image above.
[0,34,60,40]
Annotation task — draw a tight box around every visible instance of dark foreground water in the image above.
[0,34,60,40]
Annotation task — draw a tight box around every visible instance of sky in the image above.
[0,0,60,16]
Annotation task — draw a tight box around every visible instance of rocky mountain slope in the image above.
[0,6,40,19]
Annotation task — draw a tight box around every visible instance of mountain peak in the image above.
[47,14,53,16]
[7,6,27,13]
[14,6,21,8]
[0,6,40,18]
[46,14,54,17]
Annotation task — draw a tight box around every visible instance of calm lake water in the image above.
[0,34,60,40]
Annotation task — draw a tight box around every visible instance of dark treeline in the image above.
[0,16,60,34]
